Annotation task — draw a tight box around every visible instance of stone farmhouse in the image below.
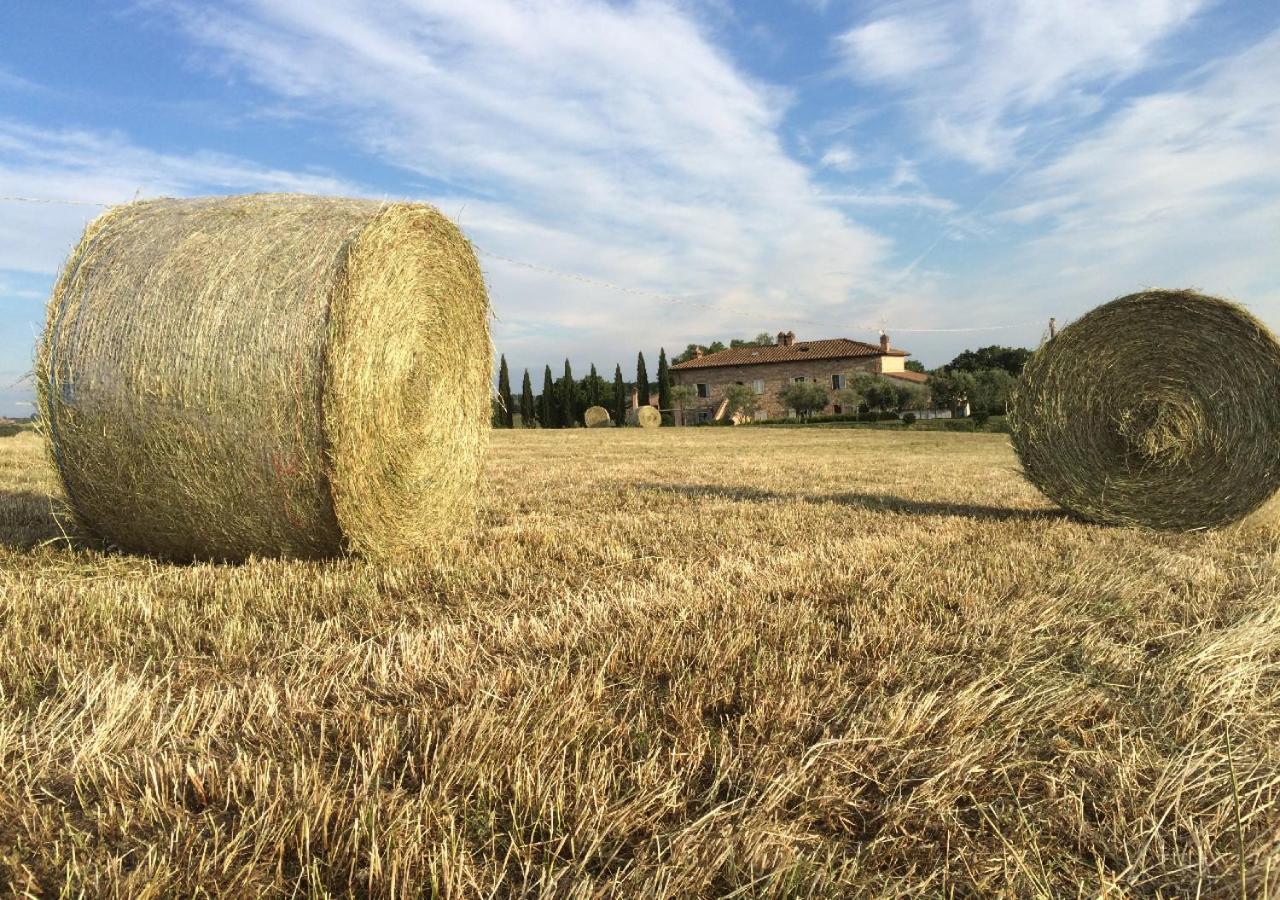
[669,331,927,422]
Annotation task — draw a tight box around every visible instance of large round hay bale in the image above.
[626,406,661,428]
[583,406,612,428]
[36,194,491,560]
[1010,289,1280,530]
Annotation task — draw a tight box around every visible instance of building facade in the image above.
[669,331,926,422]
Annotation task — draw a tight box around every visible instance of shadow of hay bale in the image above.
[0,489,67,550]
[640,483,1061,523]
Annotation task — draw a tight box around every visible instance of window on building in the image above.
[831,374,845,390]
[793,376,806,384]
[696,383,709,399]
[752,378,765,394]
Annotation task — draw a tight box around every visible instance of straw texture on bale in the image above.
[584,406,612,428]
[37,194,491,560]
[626,406,662,428]
[1009,289,1280,530]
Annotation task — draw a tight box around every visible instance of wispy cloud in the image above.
[978,30,1280,318]
[165,0,911,363]
[0,120,359,273]
[839,14,955,81]
[818,143,859,172]
[838,0,1206,168]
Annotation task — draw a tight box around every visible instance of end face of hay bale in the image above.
[324,203,490,559]
[583,406,612,428]
[626,406,661,429]
[38,194,490,560]
[1009,289,1280,529]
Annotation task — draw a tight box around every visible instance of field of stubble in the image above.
[1,426,1278,897]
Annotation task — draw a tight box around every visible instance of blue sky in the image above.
[2,0,1279,415]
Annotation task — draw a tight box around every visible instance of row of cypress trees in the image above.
[493,349,673,428]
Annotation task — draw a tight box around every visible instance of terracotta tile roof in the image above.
[884,369,928,384]
[670,338,909,370]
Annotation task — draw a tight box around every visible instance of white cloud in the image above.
[821,190,956,214]
[165,0,906,370]
[976,31,1280,325]
[0,121,360,273]
[818,143,859,171]
[839,15,955,81]
[839,0,1206,168]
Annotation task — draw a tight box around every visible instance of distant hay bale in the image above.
[626,406,661,429]
[37,194,491,560]
[1009,289,1280,530]
[584,406,612,428]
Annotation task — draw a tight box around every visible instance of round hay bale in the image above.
[36,194,491,560]
[583,406,612,428]
[1009,289,1280,530]
[626,406,661,428]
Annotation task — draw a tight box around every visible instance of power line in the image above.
[0,195,119,208]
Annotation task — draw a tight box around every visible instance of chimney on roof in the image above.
[630,386,639,410]
[694,346,704,358]
[777,331,796,347]
[879,332,890,353]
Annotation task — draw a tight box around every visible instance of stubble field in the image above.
[1,426,1278,897]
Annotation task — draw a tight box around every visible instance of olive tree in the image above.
[778,381,828,421]
[722,384,760,421]
[669,384,696,426]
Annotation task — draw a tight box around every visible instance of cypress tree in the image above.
[561,359,576,427]
[497,354,513,428]
[519,369,535,427]
[540,365,556,428]
[657,348,671,425]
[613,364,626,426]
[587,363,601,408]
[636,352,650,407]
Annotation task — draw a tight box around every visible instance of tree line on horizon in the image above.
[493,341,1033,428]
[492,349,675,428]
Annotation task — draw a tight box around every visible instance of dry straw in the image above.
[584,406,612,428]
[37,194,491,560]
[1010,289,1280,529]
[627,406,661,428]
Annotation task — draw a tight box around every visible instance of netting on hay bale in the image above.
[584,406,612,427]
[37,194,491,560]
[1010,289,1280,530]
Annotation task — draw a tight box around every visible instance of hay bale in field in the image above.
[584,406,612,428]
[37,194,491,560]
[1009,289,1280,530]
[626,406,661,428]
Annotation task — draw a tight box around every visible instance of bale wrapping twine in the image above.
[584,406,612,428]
[627,406,661,428]
[37,194,491,560]
[1010,289,1280,529]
